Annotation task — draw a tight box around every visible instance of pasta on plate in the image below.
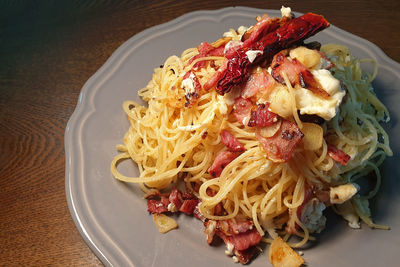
[111,7,392,266]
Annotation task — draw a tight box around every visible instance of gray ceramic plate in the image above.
[65,7,400,267]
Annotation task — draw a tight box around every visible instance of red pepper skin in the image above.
[216,13,329,95]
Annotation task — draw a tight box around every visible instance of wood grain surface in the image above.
[0,0,399,266]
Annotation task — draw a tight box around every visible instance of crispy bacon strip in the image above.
[189,41,225,69]
[204,219,262,264]
[241,70,276,99]
[271,52,330,98]
[327,144,351,165]
[222,228,262,251]
[203,59,228,91]
[208,151,238,177]
[233,97,253,126]
[248,103,278,127]
[147,188,200,215]
[220,130,245,152]
[179,199,199,215]
[147,199,168,214]
[169,187,183,210]
[256,119,304,162]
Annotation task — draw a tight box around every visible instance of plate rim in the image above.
[64,6,400,267]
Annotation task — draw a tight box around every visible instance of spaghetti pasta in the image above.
[111,8,391,265]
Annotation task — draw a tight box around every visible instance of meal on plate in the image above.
[111,6,392,266]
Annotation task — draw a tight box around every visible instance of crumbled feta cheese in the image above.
[242,116,250,125]
[224,40,243,55]
[182,72,196,95]
[301,198,326,233]
[312,69,341,95]
[245,50,263,63]
[295,69,345,120]
[223,31,235,38]
[280,6,292,18]
[225,242,234,256]
[330,183,359,204]
[167,203,178,212]
[232,256,239,263]
[237,26,249,36]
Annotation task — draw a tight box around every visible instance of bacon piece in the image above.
[213,202,225,216]
[216,13,329,95]
[182,191,196,200]
[217,219,254,236]
[220,130,245,152]
[203,59,228,90]
[208,151,239,177]
[204,219,261,264]
[189,41,226,70]
[179,199,199,215]
[241,70,276,99]
[222,228,262,251]
[248,103,278,127]
[182,71,202,107]
[169,187,183,210]
[271,52,330,98]
[147,199,168,214]
[256,119,304,162]
[327,144,351,166]
[233,97,253,126]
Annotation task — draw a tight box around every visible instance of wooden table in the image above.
[1,0,399,265]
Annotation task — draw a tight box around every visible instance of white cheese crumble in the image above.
[181,72,196,95]
[242,116,250,126]
[232,256,239,263]
[280,6,292,18]
[245,50,263,63]
[295,69,346,120]
[167,203,178,212]
[225,242,234,256]
[224,40,243,55]
[301,198,326,233]
[330,183,359,204]
[238,26,249,36]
